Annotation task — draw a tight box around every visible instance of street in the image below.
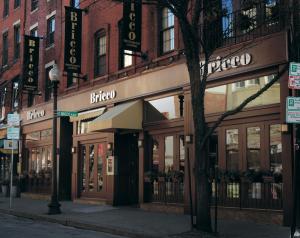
[0,213,127,238]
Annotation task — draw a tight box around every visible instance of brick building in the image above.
[0,0,296,226]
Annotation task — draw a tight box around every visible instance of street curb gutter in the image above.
[0,209,163,238]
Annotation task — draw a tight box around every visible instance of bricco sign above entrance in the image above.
[200,53,252,76]
[90,90,117,104]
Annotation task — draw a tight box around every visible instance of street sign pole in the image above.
[9,142,14,209]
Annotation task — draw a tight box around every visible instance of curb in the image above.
[0,208,163,238]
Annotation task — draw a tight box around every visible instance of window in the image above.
[45,66,53,101]
[31,0,38,11]
[2,32,8,66]
[240,1,257,33]
[222,0,233,38]
[12,79,19,110]
[160,8,174,53]
[204,74,279,114]
[47,16,55,46]
[14,25,21,60]
[265,0,279,25]
[95,32,106,76]
[3,0,9,17]
[14,0,20,8]
[30,27,38,37]
[70,0,80,8]
[226,129,239,171]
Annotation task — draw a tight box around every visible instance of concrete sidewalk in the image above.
[0,195,290,238]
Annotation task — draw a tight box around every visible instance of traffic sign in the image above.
[289,62,300,89]
[7,127,20,140]
[7,113,20,127]
[4,140,18,150]
[57,111,78,117]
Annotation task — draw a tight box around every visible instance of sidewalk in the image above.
[0,195,290,238]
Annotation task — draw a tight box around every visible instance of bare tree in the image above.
[145,0,289,232]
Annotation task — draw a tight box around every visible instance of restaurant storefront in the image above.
[18,31,292,223]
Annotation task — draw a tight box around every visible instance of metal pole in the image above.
[187,147,194,229]
[9,141,13,209]
[48,80,61,214]
[214,164,218,233]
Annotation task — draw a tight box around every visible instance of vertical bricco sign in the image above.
[23,35,39,92]
[122,0,142,52]
[64,6,82,74]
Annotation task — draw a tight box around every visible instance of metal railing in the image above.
[212,179,283,210]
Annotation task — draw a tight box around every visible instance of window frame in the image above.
[14,24,21,60]
[31,0,38,12]
[159,7,175,54]
[2,31,8,67]
[3,0,9,18]
[46,16,55,46]
[94,30,107,77]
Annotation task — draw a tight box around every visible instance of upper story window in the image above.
[265,0,279,25]
[3,0,9,17]
[14,24,21,60]
[160,8,174,54]
[30,27,38,37]
[70,0,80,8]
[2,32,8,67]
[95,31,107,77]
[47,16,55,46]
[14,0,20,9]
[222,0,233,38]
[31,0,38,12]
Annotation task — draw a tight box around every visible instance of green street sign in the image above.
[57,111,78,117]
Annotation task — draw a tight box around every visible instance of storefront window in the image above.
[205,74,279,114]
[89,145,95,192]
[165,136,174,173]
[179,135,185,173]
[97,144,104,192]
[270,124,282,173]
[148,95,183,120]
[246,127,261,171]
[152,139,159,173]
[226,129,239,171]
[82,145,86,192]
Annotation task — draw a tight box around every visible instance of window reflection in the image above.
[226,129,239,171]
[149,96,182,120]
[247,127,261,171]
[205,74,279,114]
[82,145,86,192]
[97,144,104,192]
[89,145,95,192]
[270,124,282,174]
[165,136,174,173]
[152,139,159,173]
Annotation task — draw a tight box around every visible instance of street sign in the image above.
[286,97,300,123]
[7,113,20,127]
[4,140,18,150]
[7,127,20,140]
[289,62,300,89]
[57,111,78,117]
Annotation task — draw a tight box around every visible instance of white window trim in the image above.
[29,22,38,31]
[45,60,55,69]
[13,20,21,26]
[46,11,56,20]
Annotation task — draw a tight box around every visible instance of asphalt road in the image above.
[0,213,128,238]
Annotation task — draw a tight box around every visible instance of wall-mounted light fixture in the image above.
[138,139,143,148]
[185,134,193,144]
[107,142,113,151]
[71,147,77,154]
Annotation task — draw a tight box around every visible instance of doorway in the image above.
[79,141,107,198]
[115,133,139,205]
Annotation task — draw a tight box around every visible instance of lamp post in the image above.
[48,64,61,214]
